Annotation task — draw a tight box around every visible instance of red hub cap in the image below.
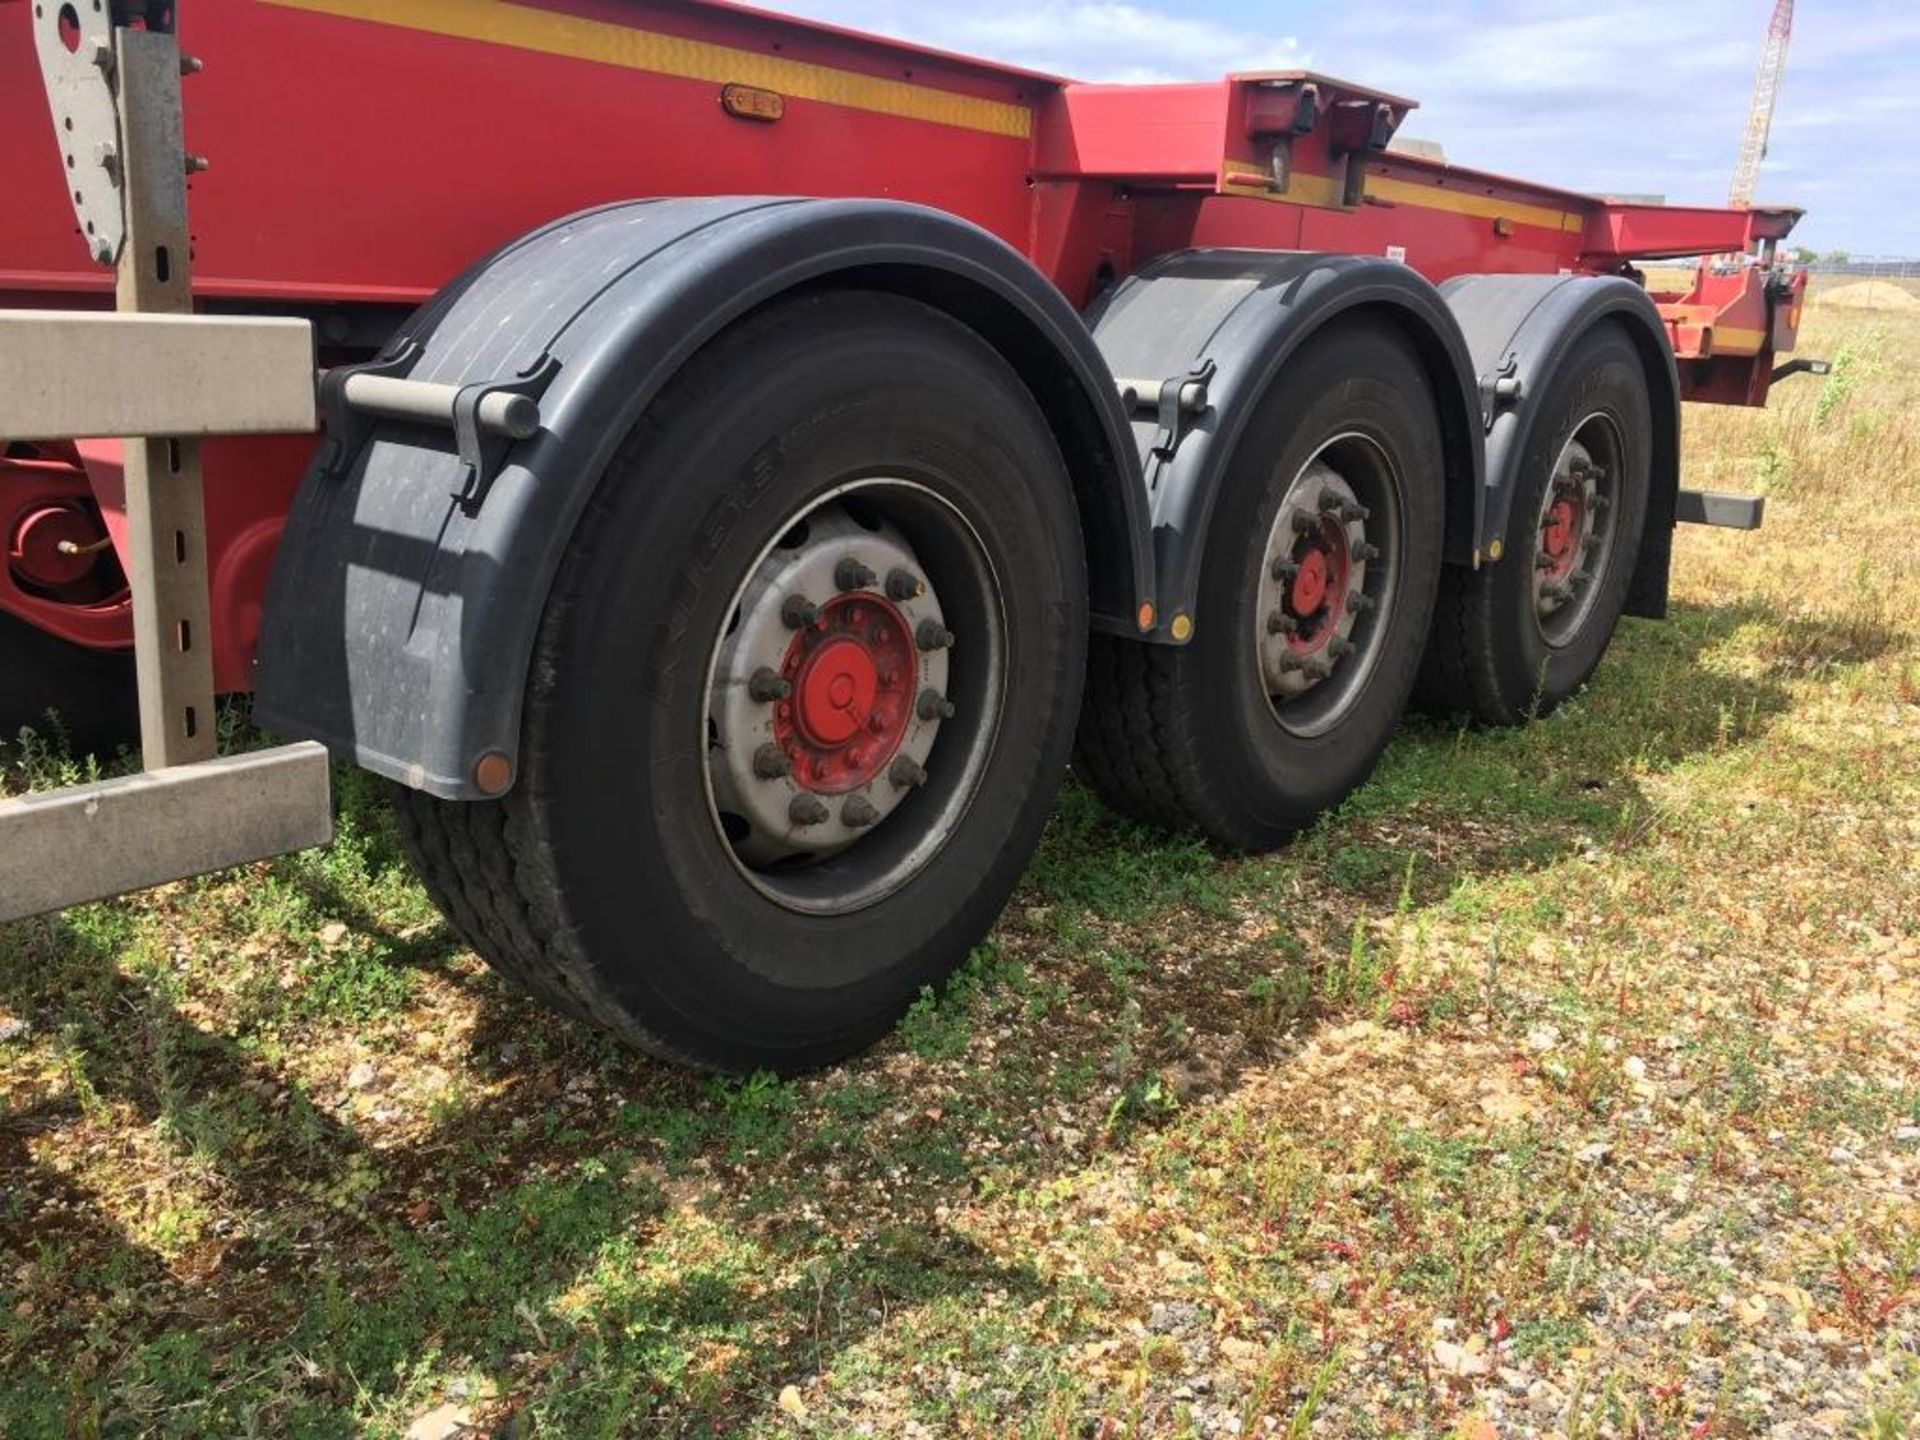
[1290,548,1330,616]
[1285,516,1353,655]
[774,594,916,794]
[1540,494,1583,582]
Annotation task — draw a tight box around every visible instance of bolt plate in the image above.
[33,2,126,266]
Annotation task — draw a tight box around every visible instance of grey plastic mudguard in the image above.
[254,198,1154,800]
[1438,273,1683,619]
[1086,250,1485,638]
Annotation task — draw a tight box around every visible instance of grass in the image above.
[3,294,1918,1437]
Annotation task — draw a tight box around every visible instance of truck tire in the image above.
[1077,319,1445,850]
[0,610,136,758]
[1418,320,1652,723]
[394,291,1087,1072]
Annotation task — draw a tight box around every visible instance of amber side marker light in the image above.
[722,84,786,122]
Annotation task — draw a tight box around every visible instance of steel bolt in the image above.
[1589,493,1611,512]
[877,666,899,690]
[1340,501,1371,523]
[843,796,881,828]
[886,567,925,602]
[781,594,819,630]
[1327,636,1355,660]
[1536,553,1558,571]
[753,743,792,780]
[847,745,869,769]
[835,557,877,592]
[1291,510,1318,535]
[1271,558,1299,582]
[180,55,205,76]
[1277,653,1305,674]
[749,667,793,702]
[917,688,957,722]
[1354,542,1381,563]
[1267,610,1299,636]
[790,794,830,828]
[868,713,888,734]
[890,757,929,790]
[1303,657,1334,681]
[916,619,955,652]
[183,153,210,176]
[1347,591,1375,614]
[812,758,832,783]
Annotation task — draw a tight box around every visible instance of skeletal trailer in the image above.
[0,1,1819,1070]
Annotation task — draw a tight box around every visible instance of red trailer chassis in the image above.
[1,0,1803,689]
[0,1,1813,1070]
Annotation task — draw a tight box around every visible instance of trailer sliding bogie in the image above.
[1,1,1813,1071]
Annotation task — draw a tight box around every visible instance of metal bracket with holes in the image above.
[1,9,333,922]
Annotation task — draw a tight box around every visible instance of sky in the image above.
[754,0,1918,257]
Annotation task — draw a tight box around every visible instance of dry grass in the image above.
[2,295,1916,1439]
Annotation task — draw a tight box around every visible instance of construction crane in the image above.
[1730,0,1794,209]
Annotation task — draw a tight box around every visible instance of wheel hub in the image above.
[1540,495,1582,576]
[1532,432,1611,633]
[776,595,915,791]
[1257,459,1376,704]
[708,502,950,866]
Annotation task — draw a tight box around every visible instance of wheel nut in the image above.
[1327,635,1354,659]
[843,796,881,828]
[886,567,925,602]
[1340,502,1371,523]
[916,619,954,651]
[753,744,792,780]
[1303,657,1334,681]
[781,595,819,629]
[790,794,830,827]
[1271,558,1299,582]
[890,757,929,790]
[749,667,793,702]
[835,557,877,592]
[1354,542,1381,562]
[1267,610,1299,636]
[1291,510,1318,535]
[1347,591,1374,614]
[917,688,956,721]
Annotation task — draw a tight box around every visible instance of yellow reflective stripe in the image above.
[1711,326,1768,355]
[1222,167,1345,208]
[1222,167,1583,233]
[1367,176,1584,233]
[262,0,1034,140]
